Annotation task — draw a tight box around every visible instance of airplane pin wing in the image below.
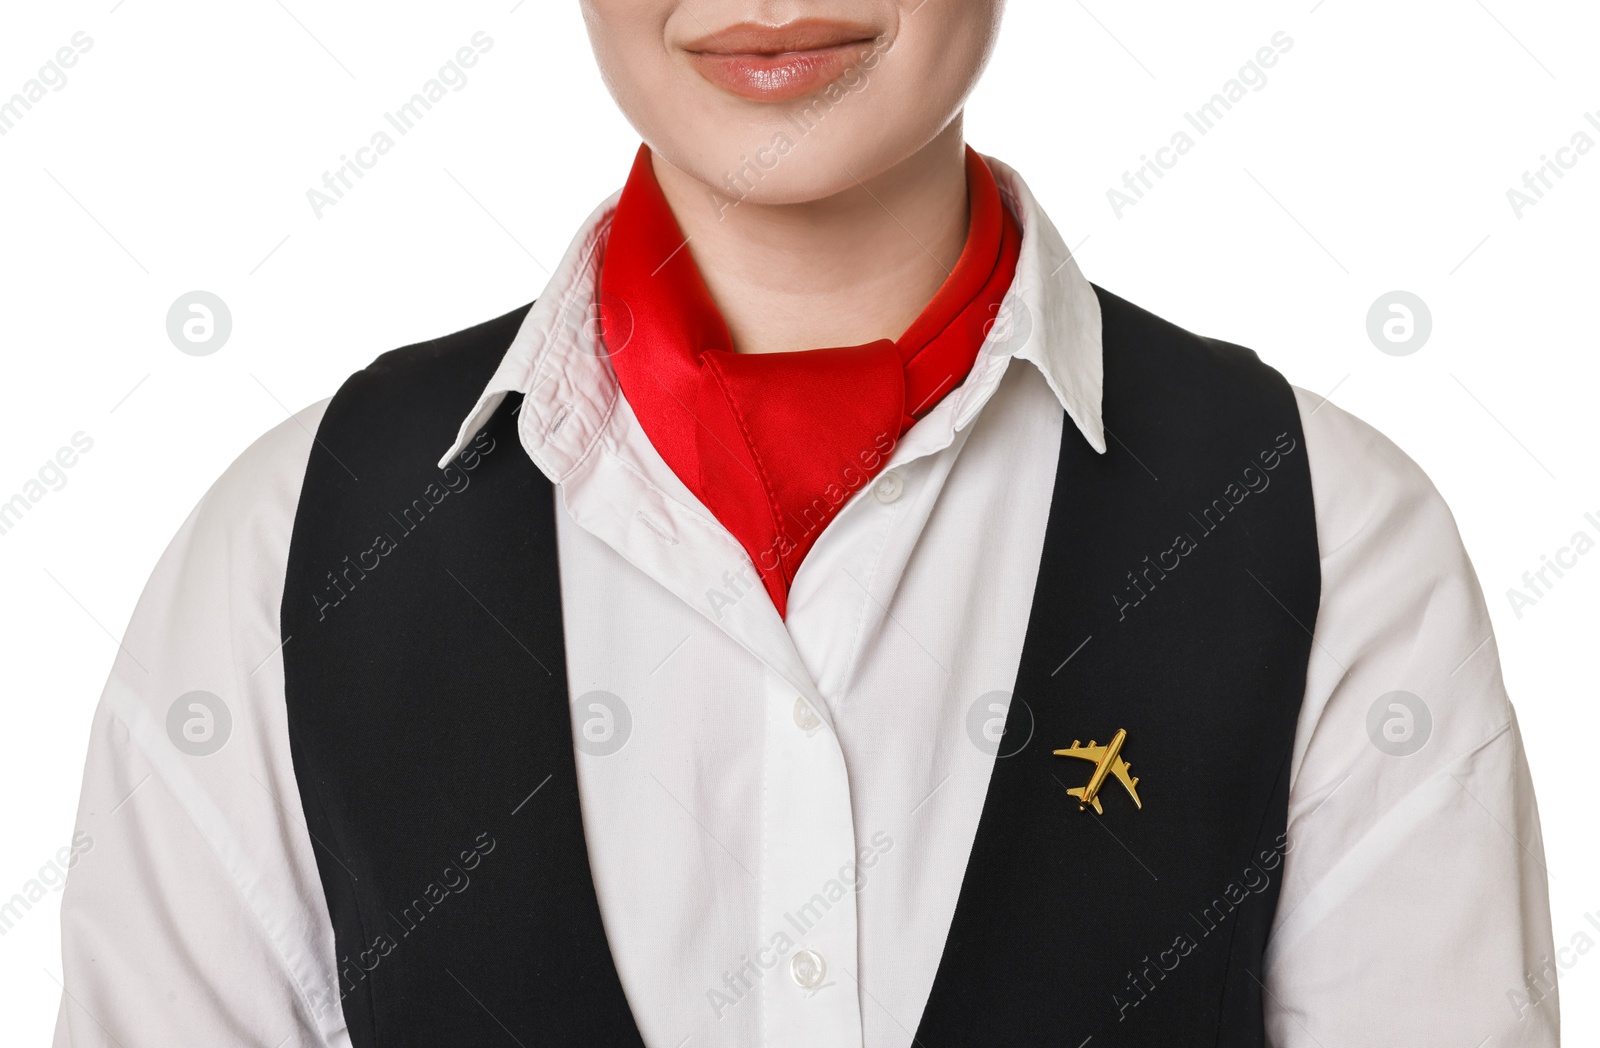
[1052,729,1143,813]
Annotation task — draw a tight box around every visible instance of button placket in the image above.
[761,671,864,1045]
[790,948,827,989]
[792,695,823,733]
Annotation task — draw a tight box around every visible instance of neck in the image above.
[650,119,971,355]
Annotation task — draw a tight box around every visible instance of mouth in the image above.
[683,19,883,103]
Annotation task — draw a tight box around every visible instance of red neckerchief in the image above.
[600,144,1021,617]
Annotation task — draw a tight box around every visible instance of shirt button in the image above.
[791,948,826,989]
[873,471,903,504]
[792,696,822,732]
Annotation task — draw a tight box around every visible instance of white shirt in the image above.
[53,157,1558,1048]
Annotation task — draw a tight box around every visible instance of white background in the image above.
[1,0,1596,1042]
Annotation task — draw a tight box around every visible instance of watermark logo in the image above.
[1365,690,1431,757]
[966,691,1033,758]
[574,691,631,757]
[1366,291,1431,356]
[166,690,232,756]
[565,289,635,360]
[167,291,232,356]
[980,289,1035,358]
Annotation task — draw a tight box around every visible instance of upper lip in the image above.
[682,19,880,56]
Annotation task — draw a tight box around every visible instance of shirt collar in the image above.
[437,153,1105,472]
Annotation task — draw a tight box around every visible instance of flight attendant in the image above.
[55,2,1557,1046]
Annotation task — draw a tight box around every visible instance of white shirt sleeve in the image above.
[1266,388,1559,1047]
[52,400,346,1048]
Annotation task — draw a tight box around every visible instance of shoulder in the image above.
[186,293,528,562]
[326,303,532,428]
[110,400,335,640]
[191,399,331,540]
[1094,285,1286,393]
[288,304,534,537]
[1288,386,1513,756]
[1290,387,1468,571]
[148,301,535,623]
[1088,288,1309,507]
[107,399,334,689]
[1090,287,1304,466]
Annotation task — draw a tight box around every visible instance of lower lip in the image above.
[689,43,870,102]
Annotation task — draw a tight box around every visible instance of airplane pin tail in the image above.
[1066,787,1104,815]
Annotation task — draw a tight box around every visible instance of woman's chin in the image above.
[649,117,945,213]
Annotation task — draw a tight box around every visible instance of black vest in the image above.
[281,288,1320,1047]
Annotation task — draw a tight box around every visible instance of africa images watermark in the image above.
[0,832,94,937]
[0,431,95,540]
[1505,110,1600,219]
[305,32,494,219]
[1111,831,1291,1021]
[1112,431,1300,621]
[1508,907,1600,1022]
[1504,507,1600,619]
[1107,31,1294,219]
[703,429,898,620]
[0,31,93,137]
[705,830,895,1020]
[708,34,894,220]
[310,831,498,1019]
[309,427,497,620]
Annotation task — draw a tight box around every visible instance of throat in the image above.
[648,129,971,355]
[599,129,1021,617]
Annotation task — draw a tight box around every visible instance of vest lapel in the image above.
[282,307,649,1048]
[911,287,1319,1047]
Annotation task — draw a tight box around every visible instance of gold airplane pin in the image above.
[1054,728,1142,815]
